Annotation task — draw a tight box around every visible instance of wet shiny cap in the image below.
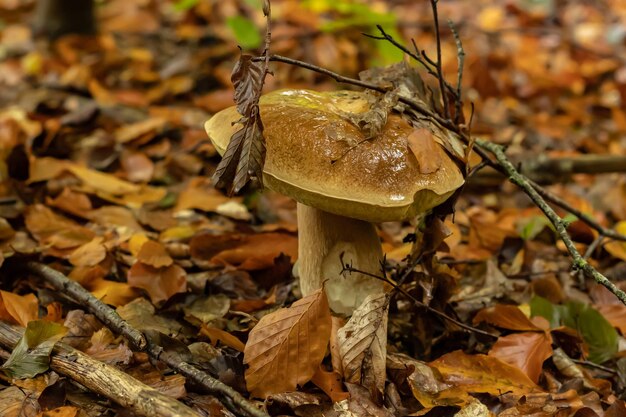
[205,89,464,223]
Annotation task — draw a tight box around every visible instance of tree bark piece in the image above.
[0,322,201,417]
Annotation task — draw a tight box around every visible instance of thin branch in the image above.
[262,53,626,305]
[476,138,626,305]
[23,262,147,350]
[339,256,498,339]
[430,0,450,119]
[447,19,465,125]
[0,322,202,417]
[19,261,269,417]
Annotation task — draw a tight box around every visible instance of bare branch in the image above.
[429,0,450,119]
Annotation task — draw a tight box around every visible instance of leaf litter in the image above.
[0,0,625,416]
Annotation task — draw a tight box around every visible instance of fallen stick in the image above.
[20,261,269,417]
[0,321,201,417]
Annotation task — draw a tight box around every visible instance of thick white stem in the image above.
[297,203,385,316]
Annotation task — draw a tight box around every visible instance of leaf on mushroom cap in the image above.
[206,89,464,223]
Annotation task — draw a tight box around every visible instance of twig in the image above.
[429,0,450,120]
[0,322,202,417]
[571,358,617,374]
[19,262,269,417]
[447,19,465,125]
[23,262,147,350]
[340,257,498,339]
[476,138,626,305]
[262,54,626,305]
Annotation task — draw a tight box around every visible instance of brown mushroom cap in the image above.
[205,89,464,223]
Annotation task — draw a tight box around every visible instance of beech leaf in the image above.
[337,292,389,394]
[2,320,68,379]
[488,332,553,383]
[244,288,332,398]
[232,54,264,116]
[473,304,542,331]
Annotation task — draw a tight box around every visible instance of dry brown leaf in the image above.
[88,206,143,231]
[69,237,107,267]
[0,291,38,327]
[407,350,542,408]
[337,292,388,394]
[85,328,133,366]
[244,289,331,398]
[473,304,542,331]
[174,177,234,213]
[114,118,166,144]
[0,218,15,240]
[36,406,78,417]
[127,262,187,304]
[120,150,154,183]
[489,332,553,383]
[311,366,350,403]
[407,128,442,174]
[211,232,298,270]
[25,204,95,250]
[89,278,141,307]
[200,325,245,352]
[137,240,173,268]
[46,188,92,218]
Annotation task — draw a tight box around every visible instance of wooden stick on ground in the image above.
[0,322,201,417]
[20,261,269,417]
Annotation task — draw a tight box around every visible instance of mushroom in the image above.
[205,89,464,316]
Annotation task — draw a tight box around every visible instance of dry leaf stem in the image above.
[0,322,201,417]
[20,261,270,417]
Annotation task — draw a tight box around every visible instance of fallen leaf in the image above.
[0,291,38,327]
[406,350,542,408]
[127,262,187,304]
[244,289,332,398]
[174,177,234,213]
[36,406,79,417]
[117,298,184,337]
[407,128,442,174]
[311,366,350,403]
[0,386,39,417]
[337,292,389,394]
[137,240,173,268]
[473,304,542,331]
[69,237,107,267]
[604,221,626,261]
[200,325,245,352]
[210,232,298,270]
[85,328,133,366]
[90,279,140,307]
[2,320,68,379]
[25,204,95,250]
[489,332,553,383]
[115,118,166,144]
[184,294,230,326]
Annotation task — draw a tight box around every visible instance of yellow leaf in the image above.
[200,325,245,352]
[0,291,38,327]
[244,289,331,398]
[69,237,107,267]
[605,221,626,261]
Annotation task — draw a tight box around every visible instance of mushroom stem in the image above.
[297,203,385,316]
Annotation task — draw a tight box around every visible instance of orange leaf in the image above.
[473,304,541,331]
[211,233,298,270]
[69,237,107,267]
[0,291,38,327]
[174,177,234,213]
[90,278,141,307]
[127,263,187,304]
[200,325,245,352]
[596,304,626,335]
[137,240,173,268]
[409,350,543,407]
[488,332,553,383]
[244,289,331,398]
[311,366,350,403]
[407,128,442,174]
[25,204,95,249]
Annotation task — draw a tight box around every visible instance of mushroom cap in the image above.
[205,89,464,223]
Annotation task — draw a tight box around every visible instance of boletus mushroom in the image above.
[205,89,464,316]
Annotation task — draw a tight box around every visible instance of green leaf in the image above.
[2,320,68,379]
[530,295,559,328]
[530,297,618,364]
[226,16,262,50]
[173,0,199,12]
[574,303,618,363]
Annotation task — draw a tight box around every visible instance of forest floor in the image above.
[1,1,626,416]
